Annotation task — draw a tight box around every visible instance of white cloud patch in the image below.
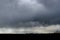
[0,25,60,34]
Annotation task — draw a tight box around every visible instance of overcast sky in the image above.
[0,0,60,27]
[0,0,60,33]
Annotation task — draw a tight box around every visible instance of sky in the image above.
[0,0,60,33]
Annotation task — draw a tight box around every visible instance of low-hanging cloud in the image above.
[0,25,60,33]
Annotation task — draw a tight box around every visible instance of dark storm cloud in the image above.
[34,0,60,25]
[0,0,60,27]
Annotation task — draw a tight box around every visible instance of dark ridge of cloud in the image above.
[0,0,60,27]
[33,0,60,25]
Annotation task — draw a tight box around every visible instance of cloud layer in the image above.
[0,25,60,33]
[0,0,60,33]
[0,0,60,27]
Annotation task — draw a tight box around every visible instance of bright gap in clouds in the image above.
[0,25,60,34]
[17,0,46,11]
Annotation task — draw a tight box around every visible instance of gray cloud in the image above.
[0,0,60,27]
[33,0,60,25]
